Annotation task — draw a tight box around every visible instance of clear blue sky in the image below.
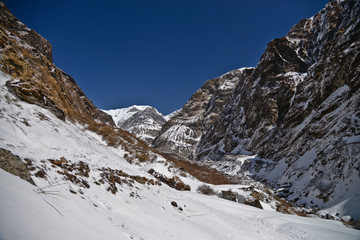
[4,0,328,115]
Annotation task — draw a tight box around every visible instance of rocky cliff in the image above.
[0,3,113,125]
[0,2,164,165]
[153,0,360,220]
[152,67,254,159]
[195,0,360,218]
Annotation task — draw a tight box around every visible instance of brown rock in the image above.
[0,2,114,125]
[0,148,36,185]
[60,157,68,164]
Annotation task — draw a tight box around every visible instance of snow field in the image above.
[0,71,359,239]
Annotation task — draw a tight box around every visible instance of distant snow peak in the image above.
[103,105,166,145]
[104,105,156,125]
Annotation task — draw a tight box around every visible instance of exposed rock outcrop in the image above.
[149,0,359,220]
[0,2,52,62]
[194,0,360,218]
[152,67,254,159]
[0,3,114,125]
[0,2,164,175]
[0,148,35,185]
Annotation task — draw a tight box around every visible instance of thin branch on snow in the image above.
[41,197,64,217]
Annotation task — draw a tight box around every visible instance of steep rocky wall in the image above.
[195,0,360,215]
[0,2,52,62]
[152,68,254,159]
[196,1,348,161]
[0,3,114,126]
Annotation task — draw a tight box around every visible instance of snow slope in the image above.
[2,168,360,240]
[0,71,359,239]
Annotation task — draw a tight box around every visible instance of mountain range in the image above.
[104,105,167,145]
[0,1,359,239]
[150,0,360,221]
[108,0,360,222]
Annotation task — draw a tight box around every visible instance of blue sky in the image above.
[5,0,328,115]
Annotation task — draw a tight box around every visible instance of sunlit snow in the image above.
[0,70,359,240]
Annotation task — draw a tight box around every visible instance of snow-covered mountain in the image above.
[0,1,359,239]
[153,0,360,223]
[1,68,359,238]
[104,105,166,145]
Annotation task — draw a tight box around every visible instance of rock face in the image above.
[194,0,360,216]
[0,2,157,169]
[151,0,359,219]
[0,3,114,126]
[152,68,254,159]
[0,148,35,185]
[104,106,166,145]
[0,3,52,62]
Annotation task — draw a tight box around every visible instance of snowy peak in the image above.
[104,105,157,126]
[104,105,166,145]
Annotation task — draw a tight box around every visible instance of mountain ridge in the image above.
[152,67,254,159]
[153,0,360,221]
[104,105,167,145]
[0,1,359,237]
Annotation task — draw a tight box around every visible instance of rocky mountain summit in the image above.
[154,0,360,221]
[104,105,166,145]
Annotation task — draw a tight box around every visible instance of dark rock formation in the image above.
[194,0,360,216]
[151,0,359,219]
[221,190,237,202]
[245,199,263,210]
